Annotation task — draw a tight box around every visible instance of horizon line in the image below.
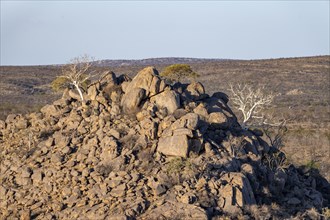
[1,55,329,67]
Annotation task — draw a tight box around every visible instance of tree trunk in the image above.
[73,82,84,101]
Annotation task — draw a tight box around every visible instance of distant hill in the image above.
[94,57,228,67]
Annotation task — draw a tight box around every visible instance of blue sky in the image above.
[1,1,329,65]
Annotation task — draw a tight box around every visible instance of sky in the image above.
[0,1,329,65]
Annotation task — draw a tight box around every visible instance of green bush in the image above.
[51,77,70,92]
[160,64,199,82]
[51,75,91,92]
[305,160,319,170]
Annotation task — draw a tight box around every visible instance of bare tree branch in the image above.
[229,83,277,128]
[57,54,95,101]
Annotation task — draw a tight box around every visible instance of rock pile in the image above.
[0,67,328,219]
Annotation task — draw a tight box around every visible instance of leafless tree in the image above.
[59,54,95,101]
[228,83,277,128]
[263,120,287,150]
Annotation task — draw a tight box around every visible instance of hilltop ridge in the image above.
[94,57,228,67]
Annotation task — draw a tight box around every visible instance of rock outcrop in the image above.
[0,66,328,219]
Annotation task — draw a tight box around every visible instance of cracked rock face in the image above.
[0,66,328,219]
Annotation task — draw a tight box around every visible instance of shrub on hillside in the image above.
[51,77,70,92]
[51,74,90,92]
[160,64,199,82]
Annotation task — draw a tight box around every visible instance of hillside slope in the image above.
[0,67,329,219]
[0,56,329,181]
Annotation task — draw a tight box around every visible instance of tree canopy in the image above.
[160,64,199,82]
[50,54,94,101]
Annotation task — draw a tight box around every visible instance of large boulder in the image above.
[218,172,256,214]
[205,96,239,129]
[171,112,200,130]
[121,88,146,113]
[100,71,118,89]
[87,84,99,100]
[208,112,229,129]
[128,66,165,97]
[157,135,189,158]
[150,90,180,114]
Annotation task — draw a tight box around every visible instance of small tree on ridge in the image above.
[160,64,199,82]
[52,54,94,101]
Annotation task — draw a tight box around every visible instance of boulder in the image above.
[40,104,60,117]
[121,81,131,94]
[128,66,163,97]
[171,113,200,130]
[87,84,99,100]
[185,82,206,100]
[273,169,287,192]
[150,90,180,114]
[157,135,189,158]
[208,112,227,124]
[121,88,146,113]
[193,104,209,119]
[68,90,82,100]
[15,117,28,130]
[102,72,121,100]
[219,172,256,214]
[287,197,301,205]
[100,71,118,89]
[205,96,235,118]
[100,136,120,162]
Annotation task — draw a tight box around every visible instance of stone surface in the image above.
[40,104,60,117]
[127,66,161,97]
[186,82,205,100]
[219,172,256,214]
[121,88,146,113]
[140,202,208,220]
[150,90,180,114]
[208,112,227,124]
[87,84,99,100]
[157,135,189,157]
[287,197,301,205]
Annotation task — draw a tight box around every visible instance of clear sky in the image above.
[1,1,329,65]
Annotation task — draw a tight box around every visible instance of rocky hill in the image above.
[0,67,329,219]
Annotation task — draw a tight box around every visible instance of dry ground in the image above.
[0,56,329,179]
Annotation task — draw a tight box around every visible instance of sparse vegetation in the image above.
[53,54,95,101]
[165,157,198,184]
[166,157,195,174]
[51,76,70,92]
[263,122,287,150]
[263,151,287,171]
[228,83,278,128]
[305,159,319,170]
